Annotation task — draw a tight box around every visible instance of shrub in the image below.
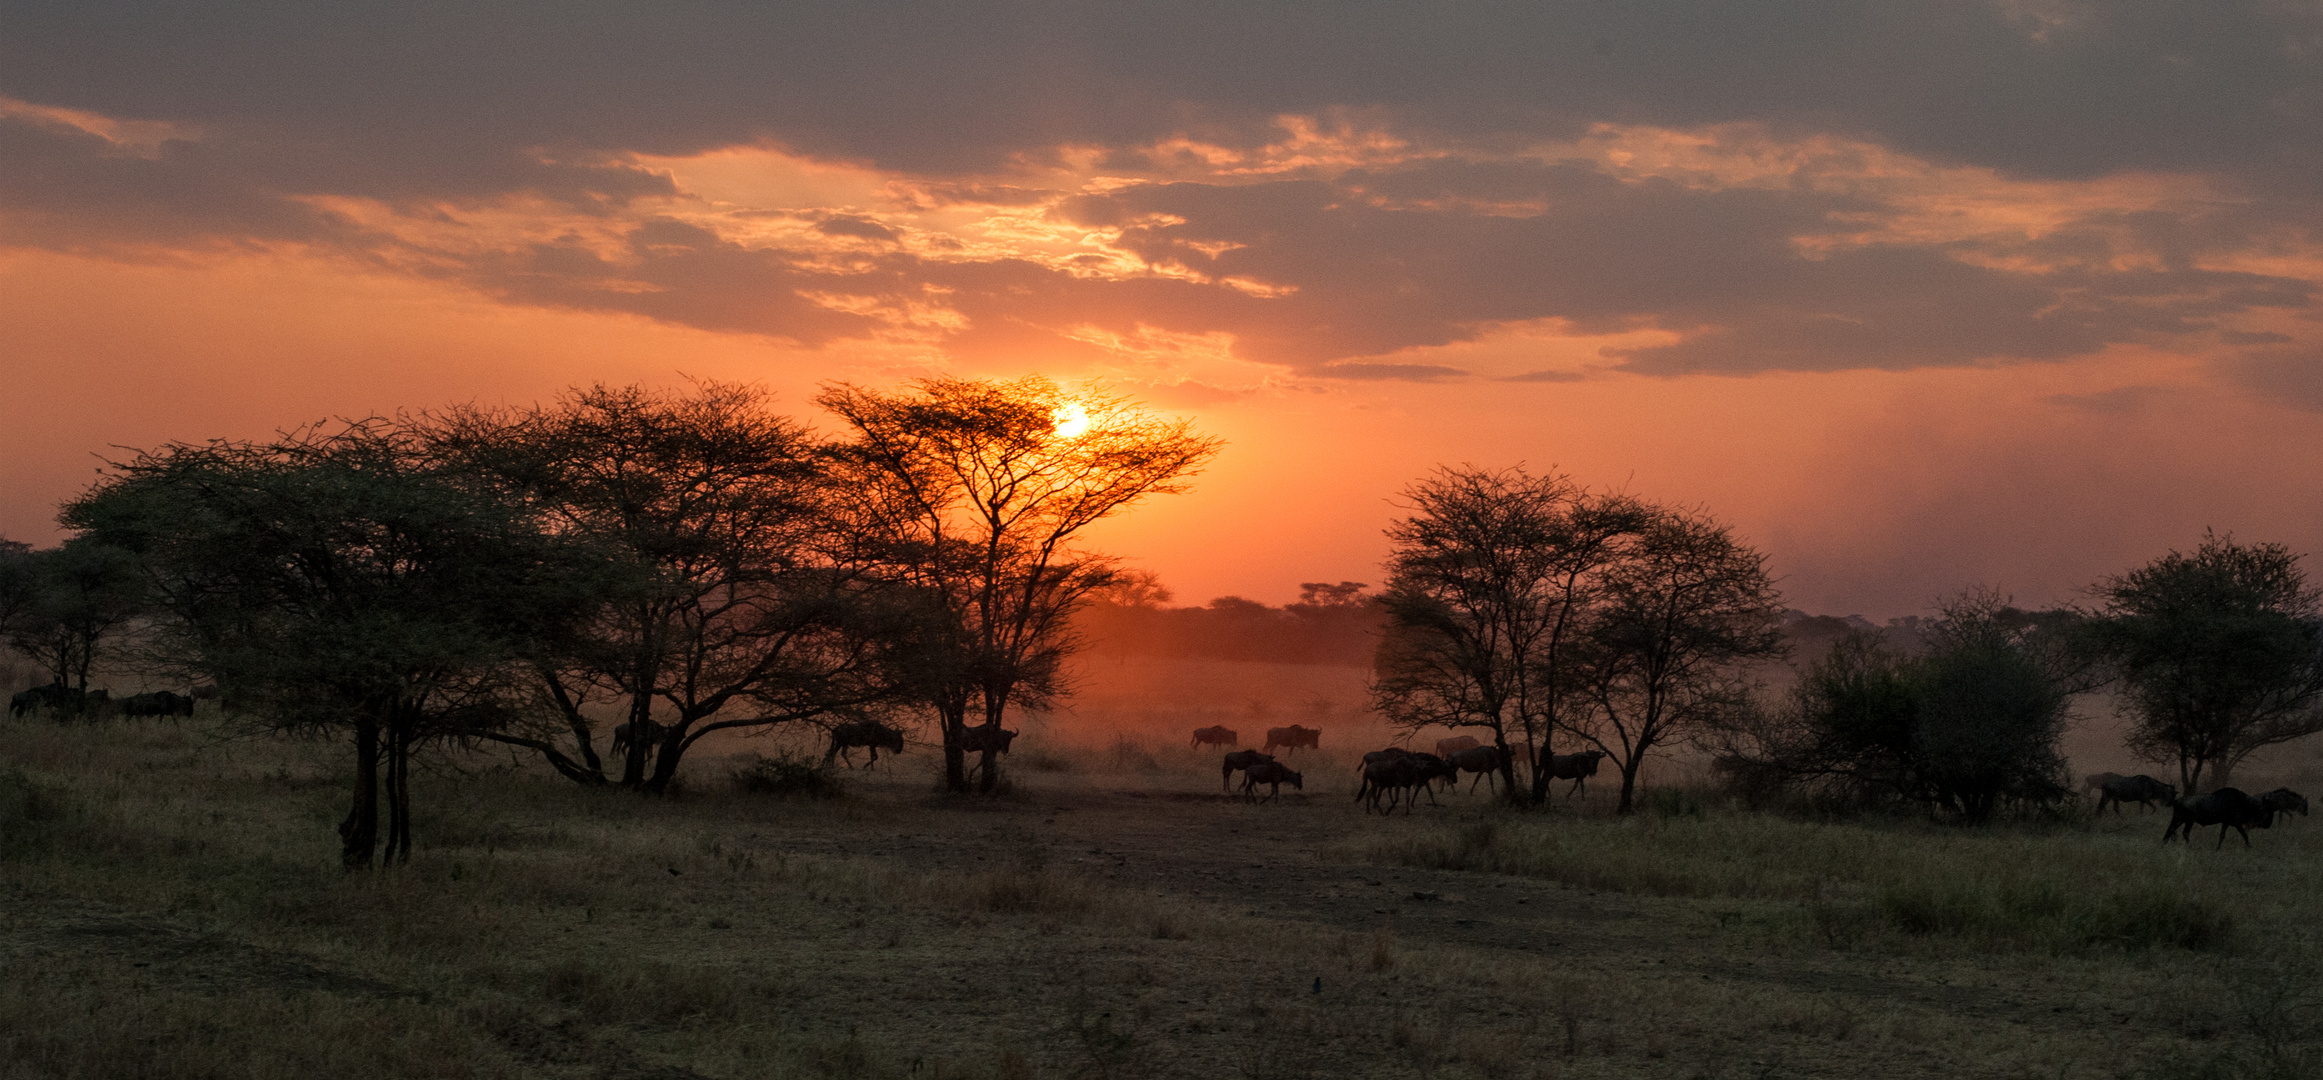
[731,753,842,798]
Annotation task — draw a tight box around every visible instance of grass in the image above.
[4,712,2321,1078]
[1334,805,2279,955]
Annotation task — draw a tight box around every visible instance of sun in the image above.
[1052,400,1090,438]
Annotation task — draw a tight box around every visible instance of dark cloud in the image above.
[3,3,2320,381]
[3,2,2318,187]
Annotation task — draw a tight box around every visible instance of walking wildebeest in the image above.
[2164,788,2274,849]
[959,723,1017,756]
[2097,774,2177,814]
[118,691,194,718]
[1448,745,1506,794]
[1191,725,1239,749]
[1357,749,1425,815]
[1263,725,1320,754]
[1543,750,1608,799]
[1436,735,1481,758]
[1223,749,1276,792]
[1241,760,1303,803]
[825,720,906,769]
[611,720,670,764]
[2259,788,2309,819]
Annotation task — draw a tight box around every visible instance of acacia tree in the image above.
[64,422,609,868]
[431,382,908,793]
[2092,533,2323,792]
[1562,506,1785,813]
[1370,466,1646,804]
[1712,594,2084,822]
[818,376,1220,793]
[1,538,145,701]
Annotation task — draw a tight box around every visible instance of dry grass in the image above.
[4,712,2321,1079]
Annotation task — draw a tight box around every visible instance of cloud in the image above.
[2218,348,2323,411]
[2,6,2321,387]
[1312,362,1469,382]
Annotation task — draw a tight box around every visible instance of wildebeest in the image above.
[2164,787,2274,848]
[611,720,670,763]
[1241,760,1304,803]
[1191,725,1239,748]
[10,683,91,719]
[1542,749,1608,799]
[1223,749,1276,792]
[1448,745,1506,793]
[2098,774,2177,814]
[1263,725,1321,753]
[2259,788,2309,819]
[825,720,906,769]
[2082,772,2123,798]
[118,691,194,718]
[959,723,1018,756]
[1436,734,1481,758]
[1357,749,1424,815]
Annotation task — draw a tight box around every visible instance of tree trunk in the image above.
[1616,756,1642,815]
[621,681,654,789]
[1491,732,1522,806]
[642,719,692,795]
[1530,742,1555,806]
[383,716,413,865]
[340,717,380,870]
[940,707,968,794]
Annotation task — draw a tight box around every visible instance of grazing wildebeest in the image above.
[1263,725,1321,754]
[2164,788,2275,849]
[1357,749,1425,815]
[1436,735,1481,758]
[825,720,907,769]
[2098,774,2177,815]
[1191,725,1239,749]
[1241,760,1304,803]
[1543,750,1609,799]
[959,723,1018,756]
[2259,788,2309,819]
[118,691,194,718]
[2082,772,2124,799]
[1223,749,1276,792]
[1448,745,1506,793]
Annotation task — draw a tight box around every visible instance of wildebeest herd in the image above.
[9,683,197,720]
[1212,734,2312,846]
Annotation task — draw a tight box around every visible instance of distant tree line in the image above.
[1074,580,1382,666]
[5,377,1218,868]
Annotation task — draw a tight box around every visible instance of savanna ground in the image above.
[4,660,2321,1080]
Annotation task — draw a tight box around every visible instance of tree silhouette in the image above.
[2092,533,2323,792]
[66,421,610,868]
[817,376,1219,794]
[430,382,908,793]
[1371,466,1649,804]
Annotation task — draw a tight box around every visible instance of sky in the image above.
[2,1,2320,619]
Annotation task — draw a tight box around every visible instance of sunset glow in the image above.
[3,6,2320,619]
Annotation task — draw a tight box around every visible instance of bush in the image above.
[731,753,842,798]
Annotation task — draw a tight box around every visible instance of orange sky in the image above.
[4,6,2321,618]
